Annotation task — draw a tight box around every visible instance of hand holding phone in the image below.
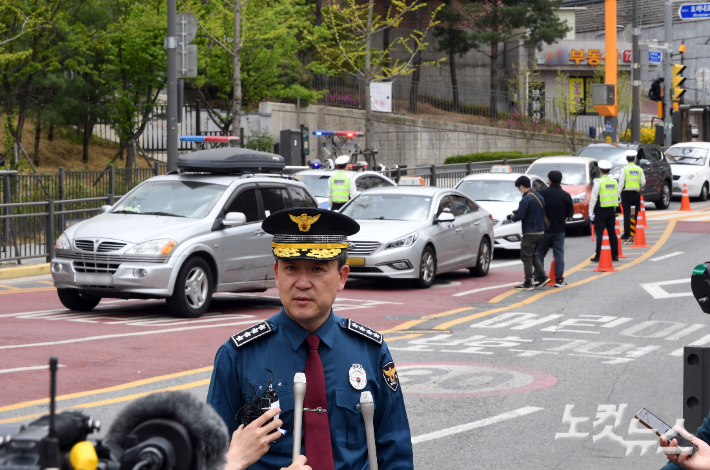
[636,408,697,456]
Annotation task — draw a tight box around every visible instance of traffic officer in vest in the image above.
[207,207,414,470]
[618,149,646,240]
[328,155,352,210]
[589,160,619,262]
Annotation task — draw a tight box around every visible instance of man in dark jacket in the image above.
[508,176,549,291]
[534,171,574,288]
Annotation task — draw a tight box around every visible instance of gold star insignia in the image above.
[289,213,321,232]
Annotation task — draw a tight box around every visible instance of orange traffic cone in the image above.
[591,218,594,241]
[615,218,626,258]
[550,254,556,284]
[680,183,693,211]
[630,204,651,248]
[593,229,618,272]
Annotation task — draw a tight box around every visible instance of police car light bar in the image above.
[313,130,365,138]
[179,136,241,142]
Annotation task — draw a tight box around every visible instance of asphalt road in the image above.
[2,197,710,470]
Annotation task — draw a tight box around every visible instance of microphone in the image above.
[360,391,378,470]
[292,373,307,461]
[106,391,229,470]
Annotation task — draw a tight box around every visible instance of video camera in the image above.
[0,358,228,470]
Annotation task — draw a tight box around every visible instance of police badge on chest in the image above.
[349,364,367,390]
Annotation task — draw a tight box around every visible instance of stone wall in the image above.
[260,102,595,168]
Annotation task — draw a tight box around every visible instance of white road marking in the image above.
[411,406,543,444]
[453,282,520,297]
[640,279,692,299]
[0,365,65,374]
[0,320,259,350]
[650,252,684,262]
[490,260,523,269]
[669,334,710,356]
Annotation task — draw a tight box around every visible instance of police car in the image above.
[294,165,397,209]
[50,147,319,318]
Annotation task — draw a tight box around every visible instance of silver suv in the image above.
[51,171,318,318]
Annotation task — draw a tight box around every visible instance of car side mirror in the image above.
[99,205,112,214]
[223,212,247,227]
[435,212,455,223]
[639,159,650,166]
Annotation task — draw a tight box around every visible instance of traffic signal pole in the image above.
[631,0,641,143]
[605,0,618,142]
[664,0,673,147]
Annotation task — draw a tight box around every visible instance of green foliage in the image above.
[443,151,566,165]
[244,131,274,153]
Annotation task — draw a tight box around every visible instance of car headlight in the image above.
[686,172,699,180]
[126,239,177,255]
[572,192,587,204]
[55,233,70,250]
[386,232,419,249]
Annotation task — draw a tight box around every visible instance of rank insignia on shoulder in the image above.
[382,361,399,392]
[345,319,382,344]
[231,321,273,348]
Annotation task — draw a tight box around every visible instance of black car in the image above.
[576,143,673,209]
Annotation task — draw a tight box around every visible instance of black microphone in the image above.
[106,391,229,470]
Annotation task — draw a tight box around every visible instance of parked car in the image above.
[51,148,319,318]
[526,156,598,234]
[294,169,397,209]
[455,172,548,250]
[576,142,673,209]
[665,142,710,201]
[339,186,494,288]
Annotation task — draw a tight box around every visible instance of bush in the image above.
[621,127,656,144]
[443,151,568,165]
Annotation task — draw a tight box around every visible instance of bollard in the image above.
[684,347,710,434]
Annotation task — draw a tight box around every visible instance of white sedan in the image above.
[666,143,710,201]
[294,169,397,209]
[455,172,548,250]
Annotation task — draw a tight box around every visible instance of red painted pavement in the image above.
[675,221,710,234]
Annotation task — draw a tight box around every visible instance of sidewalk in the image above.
[0,258,50,280]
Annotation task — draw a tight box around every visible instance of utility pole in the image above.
[663,0,672,147]
[631,0,641,142]
[166,0,178,171]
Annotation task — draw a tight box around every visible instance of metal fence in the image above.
[382,158,534,188]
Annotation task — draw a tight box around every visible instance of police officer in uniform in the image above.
[618,150,646,240]
[589,160,619,262]
[328,155,352,210]
[207,207,413,470]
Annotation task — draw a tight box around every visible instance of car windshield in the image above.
[666,147,709,166]
[341,194,432,221]
[527,163,588,185]
[113,180,227,218]
[456,180,522,202]
[577,146,632,166]
[295,174,330,198]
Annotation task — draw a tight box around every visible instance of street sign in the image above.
[649,51,662,64]
[178,45,198,78]
[678,3,710,19]
[177,13,197,44]
[605,121,614,132]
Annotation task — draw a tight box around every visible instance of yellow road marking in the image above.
[386,333,426,342]
[380,307,472,334]
[0,285,21,290]
[38,281,55,285]
[0,287,54,295]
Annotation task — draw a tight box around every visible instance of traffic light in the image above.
[672,64,687,101]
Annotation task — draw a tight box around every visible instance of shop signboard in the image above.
[528,82,545,121]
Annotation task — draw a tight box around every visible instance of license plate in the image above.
[673,182,680,189]
[347,257,365,266]
[75,273,113,285]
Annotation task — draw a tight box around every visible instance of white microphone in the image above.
[292,373,307,461]
[360,391,378,470]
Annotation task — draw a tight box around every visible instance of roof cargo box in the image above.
[177,148,285,173]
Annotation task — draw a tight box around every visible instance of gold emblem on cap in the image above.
[289,213,320,232]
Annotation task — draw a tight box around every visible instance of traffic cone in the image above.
[680,183,693,211]
[550,254,556,285]
[615,218,626,258]
[630,205,651,248]
[593,229,618,272]
[591,219,594,242]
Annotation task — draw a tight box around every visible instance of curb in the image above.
[0,263,51,280]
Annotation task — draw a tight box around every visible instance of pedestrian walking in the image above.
[508,175,549,290]
[328,155,352,210]
[619,150,645,239]
[534,171,574,287]
[590,160,620,262]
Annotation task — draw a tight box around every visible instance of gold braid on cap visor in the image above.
[272,242,349,259]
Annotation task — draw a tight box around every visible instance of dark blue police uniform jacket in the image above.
[660,412,710,470]
[206,309,414,470]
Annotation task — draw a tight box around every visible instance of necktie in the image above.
[304,334,335,470]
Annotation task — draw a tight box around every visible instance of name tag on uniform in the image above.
[630,170,640,176]
[605,184,616,190]
[334,179,346,185]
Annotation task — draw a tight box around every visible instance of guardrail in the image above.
[381,158,535,188]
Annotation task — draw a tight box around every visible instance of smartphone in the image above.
[635,408,697,456]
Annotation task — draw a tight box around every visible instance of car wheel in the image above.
[469,238,491,277]
[57,288,101,311]
[166,257,213,318]
[699,183,709,202]
[655,182,671,210]
[412,246,436,289]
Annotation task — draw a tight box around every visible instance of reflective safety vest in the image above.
[623,163,642,191]
[329,171,351,203]
[598,175,619,208]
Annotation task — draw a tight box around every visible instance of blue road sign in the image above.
[605,121,614,133]
[649,51,663,63]
[678,3,710,19]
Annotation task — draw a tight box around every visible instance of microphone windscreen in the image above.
[107,391,228,470]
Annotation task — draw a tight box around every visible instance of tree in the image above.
[550,70,583,154]
[461,0,570,119]
[433,0,471,111]
[309,0,441,157]
[506,64,542,153]
[408,7,423,114]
